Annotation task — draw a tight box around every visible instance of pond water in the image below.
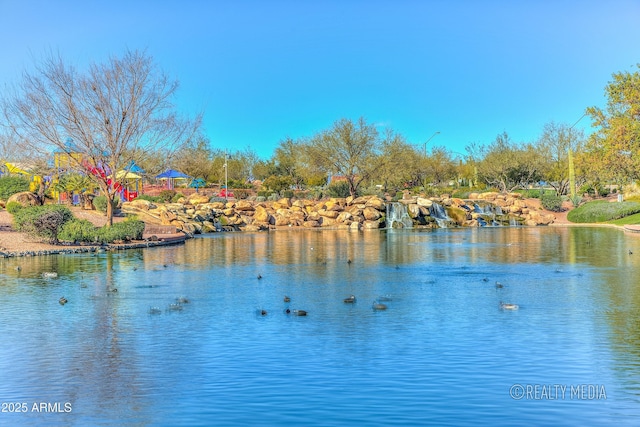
[1,227,640,426]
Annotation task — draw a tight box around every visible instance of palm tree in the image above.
[53,173,97,207]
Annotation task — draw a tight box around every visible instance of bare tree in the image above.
[2,49,200,225]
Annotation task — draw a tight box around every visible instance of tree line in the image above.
[1,50,639,226]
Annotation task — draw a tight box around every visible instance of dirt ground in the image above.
[0,207,124,253]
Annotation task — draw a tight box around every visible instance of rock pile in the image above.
[121,192,556,235]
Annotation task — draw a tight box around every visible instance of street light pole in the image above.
[568,113,587,199]
[424,131,441,156]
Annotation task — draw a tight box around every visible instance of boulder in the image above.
[363,206,382,221]
[362,220,383,229]
[7,191,40,207]
[446,206,468,224]
[320,217,336,227]
[480,192,499,201]
[319,209,339,219]
[253,205,272,223]
[365,196,385,210]
[160,210,178,225]
[336,212,353,223]
[274,214,290,226]
[416,197,433,208]
[128,198,155,211]
[188,194,211,205]
[407,204,422,219]
[276,197,292,208]
[234,200,254,211]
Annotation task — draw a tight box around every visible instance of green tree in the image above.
[304,117,380,197]
[173,136,214,181]
[2,49,200,225]
[273,137,306,189]
[53,172,97,206]
[424,146,457,187]
[0,175,30,200]
[473,132,543,193]
[586,64,640,183]
[374,129,420,192]
[537,121,585,196]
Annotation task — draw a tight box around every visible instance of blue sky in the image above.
[1,0,639,159]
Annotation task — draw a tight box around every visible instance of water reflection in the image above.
[1,227,640,425]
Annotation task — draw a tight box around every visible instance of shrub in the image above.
[569,194,583,208]
[292,190,310,200]
[326,181,351,198]
[0,176,31,200]
[93,195,121,213]
[5,201,23,215]
[541,193,563,212]
[58,219,97,243]
[281,190,294,199]
[94,219,145,244]
[451,189,471,199]
[158,190,176,203]
[135,194,162,203]
[234,189,251,199]
[13,205,73,243]
[171,192,185,203]
[567,200,640,223]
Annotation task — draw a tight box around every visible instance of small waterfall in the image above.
[386,203,413,229]
[473,202,501,226]
[509,217,520,227]
[430,202,452,228]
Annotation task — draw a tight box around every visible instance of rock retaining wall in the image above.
[121,192,556,235]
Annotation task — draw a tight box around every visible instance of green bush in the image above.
[541,193,563,212]
[158,190,176,202]
[0,176,31,200]
[326,181,351,198]
[135,194,162,203]
[257,191,275,198]
[94,219,145,244]
[234,189,251,199]
[171,192,185,203]
[93,195,121,213]
[58,219,97,243]
[579,182,610,197]
[5,201,23,215]
[567,200,640,223]
[13,205,73,243]
[569,194,583,208]
[451,189,471,199]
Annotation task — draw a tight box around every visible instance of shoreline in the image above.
[0,200,632,258]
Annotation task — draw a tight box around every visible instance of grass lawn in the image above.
[568,200,640,223]
[607,212,640,226]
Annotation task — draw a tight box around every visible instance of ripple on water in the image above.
[1,228,640,425]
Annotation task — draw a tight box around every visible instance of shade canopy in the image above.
[114,170,142,180]
[189,178,206,188]
[127,161,145,174]
[156,169,190,179]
